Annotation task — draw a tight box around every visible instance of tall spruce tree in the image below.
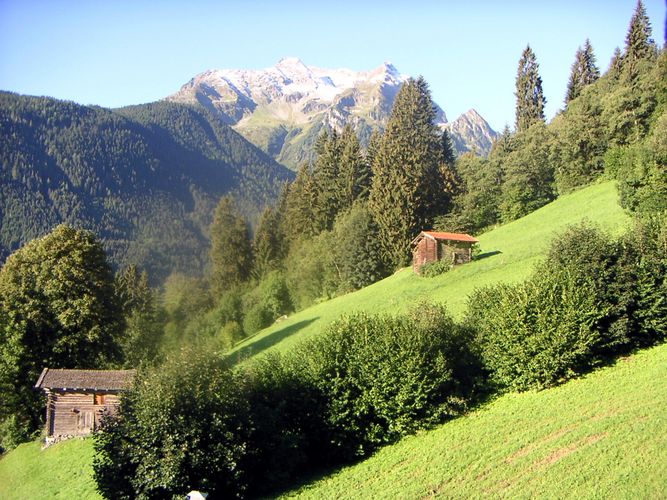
[252,207,281,279]
[312,130,341,232]
[623,0,655,74]
[369,77,444,269]
[338,125,372,208]
[209,196,253,295]
[515,45,546,132]
[565,39,600,104]
[283,163,317,243]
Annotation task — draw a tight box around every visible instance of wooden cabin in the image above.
[35,368,135,441]
[411,231,479,274]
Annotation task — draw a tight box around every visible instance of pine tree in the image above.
[623,0,655,74]
[565,39,600,104]
[440,130,462,200]
[338,125,372,208]
[209,196,253,295]
[369,77,444,269]
[312,130,341,232]
[515,45,546,132]
[283,163,317,243]
[607,47,624,79]
[253,207,281,279]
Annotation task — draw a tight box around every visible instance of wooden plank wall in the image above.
[48,391,121,437]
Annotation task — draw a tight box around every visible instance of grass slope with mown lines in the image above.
[230,181,630,361]
[0,438,100,499]
[286,342,667,498]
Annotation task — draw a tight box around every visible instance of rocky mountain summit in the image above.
[168,58,496,169]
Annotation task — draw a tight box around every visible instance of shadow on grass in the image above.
[228,317,320,364]
[475,250,502,261]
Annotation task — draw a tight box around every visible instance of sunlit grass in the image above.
[286,342,667,498]
[0,438,100,499]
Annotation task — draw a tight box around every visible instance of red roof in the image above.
[421,231,478,243]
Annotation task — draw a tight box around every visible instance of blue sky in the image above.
[0,0,664,131]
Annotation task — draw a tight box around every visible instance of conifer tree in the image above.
[369,77,444,269]
[623,0,655,74]
[338,125,372,208]
[607,47,624,79]
[283,163,317,243]
[515,45,546,132]
[209,196,253,295]
[312,130,341,232]
[565,39,600,104]
[440,130,462,199]
[253,207,281,279]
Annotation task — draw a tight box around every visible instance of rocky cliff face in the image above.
[168,58,495,169]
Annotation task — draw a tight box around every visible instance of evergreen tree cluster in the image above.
[445,0,664,232]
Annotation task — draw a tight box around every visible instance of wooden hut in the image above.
[35,368,135,441]
[411,231,478,274]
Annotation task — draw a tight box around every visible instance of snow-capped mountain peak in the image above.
[167,58,495,169]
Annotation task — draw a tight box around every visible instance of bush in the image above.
[297,303,482,458]
[94,348,251,499]
[420,260,451,277]
[468,221,667,392]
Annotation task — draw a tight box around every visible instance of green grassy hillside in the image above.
[230,181,630,360]
[287,342,667,498]
[0,438,100,499]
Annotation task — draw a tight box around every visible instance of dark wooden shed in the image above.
[35,368,135,442]
[411,231,479,274]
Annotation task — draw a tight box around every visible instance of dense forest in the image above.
[0,1,665,498]
[0,95,293,282]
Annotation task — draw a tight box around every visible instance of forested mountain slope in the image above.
[0,92,293,281]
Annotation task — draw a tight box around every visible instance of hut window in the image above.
[94,394,106,405]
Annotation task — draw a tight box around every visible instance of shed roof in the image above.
[35,368,136,391]
[416,231,479,244]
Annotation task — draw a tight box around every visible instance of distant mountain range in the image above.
[0,92,293,282]
[168,58,498,169]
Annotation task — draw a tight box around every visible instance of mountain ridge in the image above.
[167,58,497,168]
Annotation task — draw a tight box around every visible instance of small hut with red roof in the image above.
[411,231,478,274]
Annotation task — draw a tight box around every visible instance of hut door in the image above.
[77,411,94,434]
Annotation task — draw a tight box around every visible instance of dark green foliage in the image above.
[298,303,481,457]
[312,130,342,231]
[420,260,452,277]
[468,222,667,392]
[282,164,318,244]
[500,123,555,222]
[330,203,387,292]
[209,196,253,296]
[565,39,600,104]
[622,0,656,76]
[285,233,337,310]
[252,207,282,279]
[0,93,293,283]
[369,77,448,269]
[515,45,546,132]
[338,125,372,208]
[114,265,163,367]
[0,225,122,451]
[242,271,292,335]
[94,349,252,499]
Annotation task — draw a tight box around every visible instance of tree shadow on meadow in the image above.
[475,250,502,261]
[228,317,320,364]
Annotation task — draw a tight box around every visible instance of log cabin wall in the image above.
[47,390,121,437]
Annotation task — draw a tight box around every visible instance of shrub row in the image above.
[94,304,482,498]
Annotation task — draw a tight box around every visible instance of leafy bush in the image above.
[94,349,251,499]
[468,221,667,392]
[420,260,452,277]
[297,303,482,458]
